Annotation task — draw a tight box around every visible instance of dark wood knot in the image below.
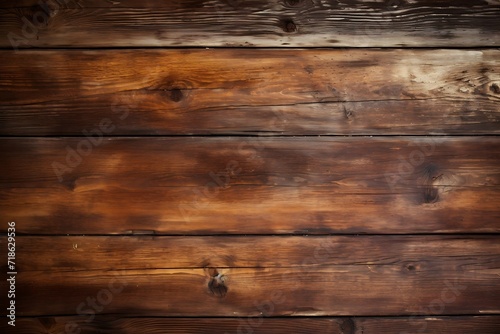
[403,262,423,274]
[343,106,354,120]
[208,271,228,298]
[284,0,303,7]
[406,264,416,271]
[421,163,440,204]
[281,19,297,33]
[169,88,184,102]
[423,186,439,203]
[490,83,500,94]
[158,79,191,102]
[340,318,356,334]
[38,317,57,330]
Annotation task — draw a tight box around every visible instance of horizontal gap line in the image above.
[13,313,500,319]
[0,46,499,51]
[3,233,500,237]
[1,134,500,138]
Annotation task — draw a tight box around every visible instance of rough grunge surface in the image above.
[0,0,499,333]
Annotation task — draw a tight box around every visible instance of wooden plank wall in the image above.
[0,0,499,333]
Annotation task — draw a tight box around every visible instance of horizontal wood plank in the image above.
[1,137,499,234]
[5,235,500,272]
[357,316,500,334]
[0,49,499,135]
[2,316,500,334]
[0,0,499,48]
[2,235,497,317]
[2,235,499,318]
[2,265,499,316]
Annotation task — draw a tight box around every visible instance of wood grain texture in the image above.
[0,0,499,48]
[6,235,500,272]
[2,316,500,334]
[0,49,499,135]
[0,0,498,330]
[0,137,499,235]
[2,235,497,317]
[2,265,499,316]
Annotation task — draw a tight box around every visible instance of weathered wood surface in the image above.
[2,265,499,316]
[2,235,498,317]
[0,49,499,136]
[2,316,500,334]
[0,0,499,48]
[7,235,500,272]
[1,137,499,234]
[0,1,498,330]
[2,234,499,318]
